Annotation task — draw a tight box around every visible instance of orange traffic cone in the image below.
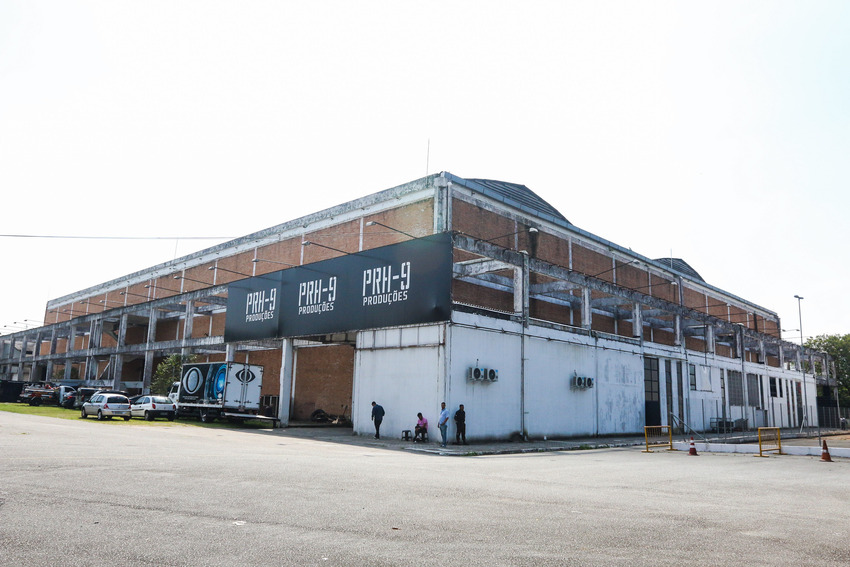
[821,441,832,462]
[688,437,698,456]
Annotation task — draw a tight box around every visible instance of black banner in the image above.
[225,233,452,342]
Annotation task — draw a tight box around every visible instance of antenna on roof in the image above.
[426,138,430,175]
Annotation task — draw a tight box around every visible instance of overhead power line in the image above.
[0,234,234,240]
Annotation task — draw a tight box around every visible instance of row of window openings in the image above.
[645,358,797,406]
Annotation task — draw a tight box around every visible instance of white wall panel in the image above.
[349,315,820,441]
[449,325,523,440]
[449,321,644,439]
[593,351,645,435]
[353,325,445,438]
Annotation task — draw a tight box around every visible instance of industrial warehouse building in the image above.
[0,173,837,440]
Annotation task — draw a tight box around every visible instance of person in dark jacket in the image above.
[454,404,467,445]
[371,401,385,439]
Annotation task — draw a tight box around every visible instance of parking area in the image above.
[2,411,848,567]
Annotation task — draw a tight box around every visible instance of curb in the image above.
[672,441,850,458]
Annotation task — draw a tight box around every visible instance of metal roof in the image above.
[652,258,705,283]
[448,176,570,225]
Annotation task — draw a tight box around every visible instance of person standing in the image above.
[371,401,385,439]
[438,401,450,447]
[454,404,467,445]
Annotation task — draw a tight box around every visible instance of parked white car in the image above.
[130,395,177,421]
[81,393,131,421]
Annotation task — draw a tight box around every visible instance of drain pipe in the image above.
[520,251,530,440]
[520,325,526,439]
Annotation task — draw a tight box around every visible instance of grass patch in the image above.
[0,402,80,421]
[0,403,276,429]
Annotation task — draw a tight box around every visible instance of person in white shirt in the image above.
[438,402,450,447]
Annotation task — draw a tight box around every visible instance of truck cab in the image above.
[167,382,180,404]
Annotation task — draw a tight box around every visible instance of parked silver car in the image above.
[81,393,131,421]
[130,395,177,421]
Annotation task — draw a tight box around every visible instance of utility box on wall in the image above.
[571,373,594,390]
[468,367,498,382]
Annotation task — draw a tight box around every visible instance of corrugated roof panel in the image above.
[465,178,569,224]
[652,258,705,283]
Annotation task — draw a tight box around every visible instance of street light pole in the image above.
[794,294,810,437]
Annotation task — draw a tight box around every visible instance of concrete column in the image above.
[705,325,715,354]
[278,338,295,427]
[0,339,8,380]
[30,361,42,383]
[740,331,749,415]
[24,333,37,379]
[117,314,128,347]
[674,278,684,347]
[112,314,129,390]
[84,354,96,381]
[142,351,154,392]
[89,320,97,349]
[0,339,9,380]
[29,331,43,383]
[142,309,159,391]
[97,319,105,348]
[734,328,743,359]
[147,309,159,344]
[83,322,96,381]
[513,268,523,315]
[67,324,78,353]
[581,287,592,330]
[16,335,28,381]
[632,304,642,338]
[434,175,450,233]
[513,252,530,324]
[45,329,57,382]
[181,301,195,356]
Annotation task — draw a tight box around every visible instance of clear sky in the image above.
[1,1,848,340]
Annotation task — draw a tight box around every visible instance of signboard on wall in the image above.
[224,233,452,342]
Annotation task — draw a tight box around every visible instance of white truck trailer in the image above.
[169,362,276,425]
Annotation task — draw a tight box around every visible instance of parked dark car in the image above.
[61,392,77,409]
[74,388,101,409]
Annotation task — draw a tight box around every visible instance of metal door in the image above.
[644,357,661,426]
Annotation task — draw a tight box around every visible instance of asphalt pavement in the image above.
[285,422,850,455]
[3,412,849,567]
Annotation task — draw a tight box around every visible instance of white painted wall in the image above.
[448,314,645,440]
[592,344,645,435]
[352,324,446,439]
[348,314,820,441]
[523,332,644,437]
[448,323,524,440]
